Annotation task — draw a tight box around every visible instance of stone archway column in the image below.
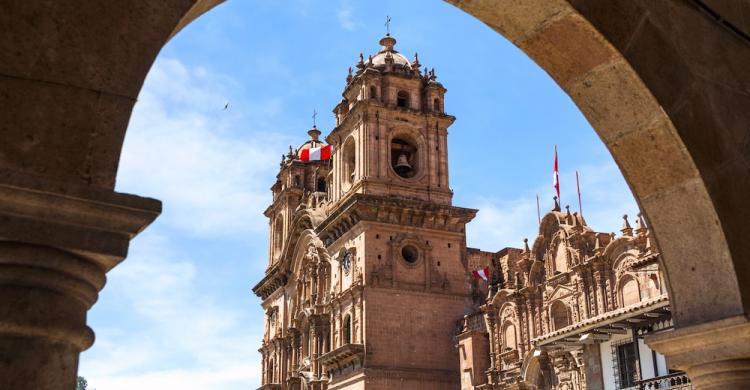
[0,173,160,390]
[646,315,750,390]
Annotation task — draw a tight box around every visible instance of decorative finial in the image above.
[552,196,561,211]
[347,67,353,83]
[312,109,318,128]
[385,15,392,35]
[635,212,648,237]
[287,145,295,159]
[621,214,633,236]
[523,238,530,253]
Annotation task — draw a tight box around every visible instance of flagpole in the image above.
[536,194,541,226]
[576,170,583,219]
[553,145,560,204]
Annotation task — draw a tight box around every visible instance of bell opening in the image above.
[391,138,417,178]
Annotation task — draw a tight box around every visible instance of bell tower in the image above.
[253,33,477,390]
[327,33,454,207]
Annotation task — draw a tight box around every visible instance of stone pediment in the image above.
[545,283,576,302]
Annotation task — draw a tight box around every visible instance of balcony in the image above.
[636,372,691,390]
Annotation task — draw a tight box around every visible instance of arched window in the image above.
[316,177,326,192]
[397,90,409,108]
[343,315,352,345]
[370,85,377,100]
[294,174,301,187]
[621,276,641,306]
[268,358,275,383]
[272,216,283,260]
[503,322,517,351]
[550,301,571,330]
[434,98,441,112]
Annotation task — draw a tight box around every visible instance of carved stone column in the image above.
[647,315,750,390]
[0,174,160,390]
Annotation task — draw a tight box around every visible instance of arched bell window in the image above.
[391,137,418,179]
[342,138,356,189]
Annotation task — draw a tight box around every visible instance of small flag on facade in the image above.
[299,145,332,162]
[472,266,490,282]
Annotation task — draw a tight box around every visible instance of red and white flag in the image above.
[472,266,490,282]
[299,145,332,162]
[553,145,560,201]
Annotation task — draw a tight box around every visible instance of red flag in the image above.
[299,145,332,162]
[553,145,560,201]
[472,266,490,282]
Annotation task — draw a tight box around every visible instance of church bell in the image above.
[395,153,412,170]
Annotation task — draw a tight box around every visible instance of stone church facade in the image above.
[253,35,685,390]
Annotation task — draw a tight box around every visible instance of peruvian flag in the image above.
[553,145,560,201]
[472,266,490,282]
[299,144,332,162]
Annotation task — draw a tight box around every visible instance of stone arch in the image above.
[166,1,745,327]
[3,0,750,387]
[522,352,556,390]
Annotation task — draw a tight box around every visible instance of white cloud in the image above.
[116,58,291,238]
[466,161,639,252]
[82,58,273,389]
[337,1,356,31]
[81,231,262,390]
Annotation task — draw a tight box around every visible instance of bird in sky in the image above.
[223,102,229,110]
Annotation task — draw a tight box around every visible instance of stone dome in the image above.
[370,34,411,67]
[297,126,325,153]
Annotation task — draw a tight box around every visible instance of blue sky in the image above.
[79,1,638,388]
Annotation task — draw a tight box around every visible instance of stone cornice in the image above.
[316,194,476,246]
[327,99,455,143]
[0,170,161,269]
[252,263,289,300]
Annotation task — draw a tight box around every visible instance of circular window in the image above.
[391,137,418,179]
[401,245,419,264]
